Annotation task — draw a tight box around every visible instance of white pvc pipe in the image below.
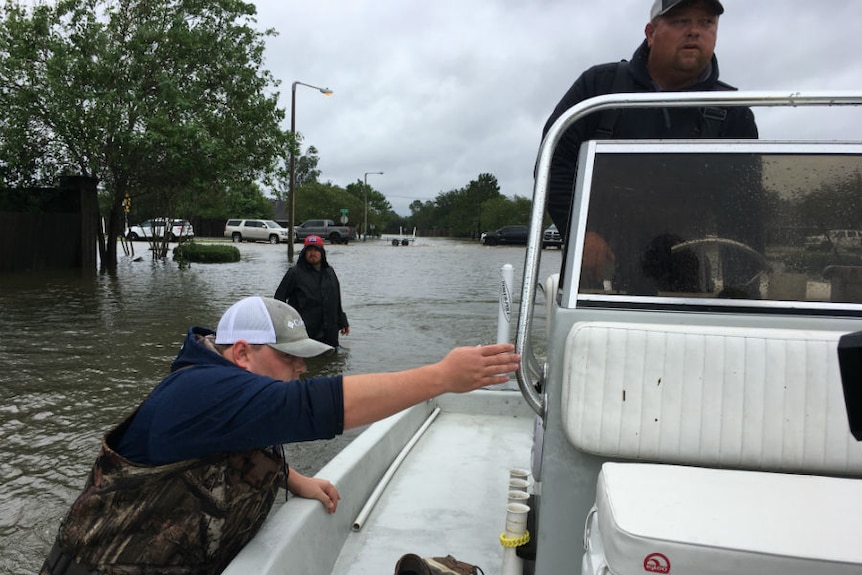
[502,544,521,575]
[497,264,514,344]
[352,407,441,531]
[501,502,530,575]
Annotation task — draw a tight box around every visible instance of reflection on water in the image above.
[0,237,560,573]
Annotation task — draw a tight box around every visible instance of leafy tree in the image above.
[431,188,460,232]
[446,173,501,237]
[407,199,440,234]
[403,173,505,237]
[221,182,273,219]
[0,0,287,267]
[479,195,532,232]
[294,181,363,227]
[295,145,321,188]
[272,142,320,202]
[382,210,410,234]
[345,179,392,237]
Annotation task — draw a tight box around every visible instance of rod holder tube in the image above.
[500,502,530,575]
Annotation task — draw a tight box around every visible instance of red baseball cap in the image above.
[304,235,324,247]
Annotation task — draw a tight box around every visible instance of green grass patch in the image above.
[173,241,240,264]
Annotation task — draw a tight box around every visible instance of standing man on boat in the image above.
[543,0,758,245]
[530,0,761,494]
[274,234,350,349]
[41,296,519,574]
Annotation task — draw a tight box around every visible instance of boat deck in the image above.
[332,399,534,574]
[223,389,535,575]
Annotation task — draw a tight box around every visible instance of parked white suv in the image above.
[224,219,292,244]
[804,229,862,251]
[126,218,194,241]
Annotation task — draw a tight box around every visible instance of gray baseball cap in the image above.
[650,0,724,20]
[215,296,333,358]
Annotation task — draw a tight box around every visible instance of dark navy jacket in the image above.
[116,327,344,465]
[543,40,759,239]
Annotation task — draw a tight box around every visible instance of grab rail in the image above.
[516,90,862,416]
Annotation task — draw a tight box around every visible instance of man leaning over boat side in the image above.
[40,296,520,575]
[541,0,758,270]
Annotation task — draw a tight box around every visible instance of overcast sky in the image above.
[253,0,862,216]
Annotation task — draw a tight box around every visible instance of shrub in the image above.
[173,242,240,264]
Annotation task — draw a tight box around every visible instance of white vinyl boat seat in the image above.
[561,322,862,476]
[583,462,862,575]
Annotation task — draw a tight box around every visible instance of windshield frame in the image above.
[558,139,862,315]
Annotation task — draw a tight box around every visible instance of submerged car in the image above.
[126,218,194,241]
[482,225,528,246]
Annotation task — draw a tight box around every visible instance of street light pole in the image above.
[363,171,384,241]
[288,81,332,262]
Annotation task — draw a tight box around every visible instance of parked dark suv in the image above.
[482,225,528,246]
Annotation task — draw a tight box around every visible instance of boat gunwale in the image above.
[223,388,532,575]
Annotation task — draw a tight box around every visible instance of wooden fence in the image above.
[0,176,98,274]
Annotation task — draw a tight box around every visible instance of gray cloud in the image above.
[255,0,862,215]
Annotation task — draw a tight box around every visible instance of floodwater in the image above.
[0,236,561,574]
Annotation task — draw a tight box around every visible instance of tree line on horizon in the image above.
[270,149,532,239]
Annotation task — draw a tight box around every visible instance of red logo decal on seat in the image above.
[644,552,671,573]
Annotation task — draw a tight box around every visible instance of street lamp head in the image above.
[293,81,333,96]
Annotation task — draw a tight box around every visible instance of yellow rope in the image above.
[499,530,530,548]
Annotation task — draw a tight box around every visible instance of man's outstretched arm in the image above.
[341,344,520,429]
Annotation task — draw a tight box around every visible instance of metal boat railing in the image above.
[516,90,862,416]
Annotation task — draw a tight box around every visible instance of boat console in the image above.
[519,92,862,575]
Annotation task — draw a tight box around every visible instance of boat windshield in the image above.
[574,141,862,305]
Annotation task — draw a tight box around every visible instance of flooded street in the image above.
[0,236,561,574]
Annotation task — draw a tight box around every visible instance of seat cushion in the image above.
[587,462,862,575]
[562,322,862,475]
